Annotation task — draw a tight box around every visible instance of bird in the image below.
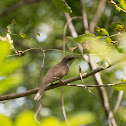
[34,55,80,101]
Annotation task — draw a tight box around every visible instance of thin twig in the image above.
[79,66,94,95]
[0,79,126,102]
[34,102,43,124]
[80,0,89,33]
[67,82,126,87]
[89,0,107,33]
[61,87,69,126]
[36,50,45,88]
[113,91,123,114]
[65,12,117,126]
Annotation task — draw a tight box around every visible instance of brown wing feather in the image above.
[34,63,69,101]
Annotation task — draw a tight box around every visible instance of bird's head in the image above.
[61,55,80,67]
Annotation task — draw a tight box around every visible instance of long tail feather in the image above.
[34,84,47,101]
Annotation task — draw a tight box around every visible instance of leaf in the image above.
[0,115,12,126]
[94,26,109,36]
[15,111,39,126]
[52,0,72,14]
[20,33,30,39]
[20,19,33,33]
[119,0,126,11]
[74,33,95,43]
[0,58,23,76]
[7,20,16,34]
[110,22,125,32]
[0,40,10,61]
[65,36,77,52]
[0,73,23,94]
[97,57,111,69]
[113,83,126,91]
[36,33,40,36]
[42,116,62,126]
[69,112,96,126]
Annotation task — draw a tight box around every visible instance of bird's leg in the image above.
[53,77,63,83]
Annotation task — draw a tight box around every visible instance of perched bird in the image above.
[34,55,79,101]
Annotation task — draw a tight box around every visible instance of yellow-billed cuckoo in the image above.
[34,55,79,101]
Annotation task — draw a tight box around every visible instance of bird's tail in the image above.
[34,83,47,101]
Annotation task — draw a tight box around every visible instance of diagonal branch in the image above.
[0,60,123,101]
[89,0,107,33]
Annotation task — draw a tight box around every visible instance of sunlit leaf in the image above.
[113,83,126,91]
[36,33,40,36]
[42,116,62,126]
[0,115,12,126]
[110,22,125,32]
[94,26,109,36]
[119,0,126,11]
[69,112,96,126]
[0,58,23,76]
[20,19,33,33]
[15,111,39,126]
[20,33,30,39]
[105,37,112,44]
[74,33,95,43]
[52,0,72,14]
[0,40,10,61]
[97,57,110,69]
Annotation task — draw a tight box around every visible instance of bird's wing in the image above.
[43,63,69,85]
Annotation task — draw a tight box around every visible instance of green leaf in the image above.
[0,73,23,94]
[42,116,62,126]
[113,83,126,91]
[119,0,126,11]
[110,22,125,32]
[69,112,96,126]
[20,19,33,33]
[0,115,12,126]
[52,0,72,14]
[20,33,30,39]
[0,58,23,76]
[94,26,109,36]
[7,20,16,34]
[97,57,110,69]
[74,33,95,43]
[0,40,10,61]
[15,111,39,126]
[65,36,77,52]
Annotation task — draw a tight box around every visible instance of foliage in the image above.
[0,0,126,126]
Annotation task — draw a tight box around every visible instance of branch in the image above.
[89,0,107,33]
[113,91,123,114]
[36,50,45,88]
[65,12,117,126]
[0,62,124,101]
[0,0,41,18]
[80,0,89,33]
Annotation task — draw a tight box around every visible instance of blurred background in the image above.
[0,0,126,126]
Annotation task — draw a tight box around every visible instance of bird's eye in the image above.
[69,58,73,61]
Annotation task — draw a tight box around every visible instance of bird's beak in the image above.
[74,57,80,59]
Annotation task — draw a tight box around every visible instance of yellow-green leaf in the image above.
[0,40,10,61]
[52,0,72,14]
[94,26,109,36]
[110,22,125,32]
[0,115,12,126]
[20,33,30,39]
[113,83,126,91]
